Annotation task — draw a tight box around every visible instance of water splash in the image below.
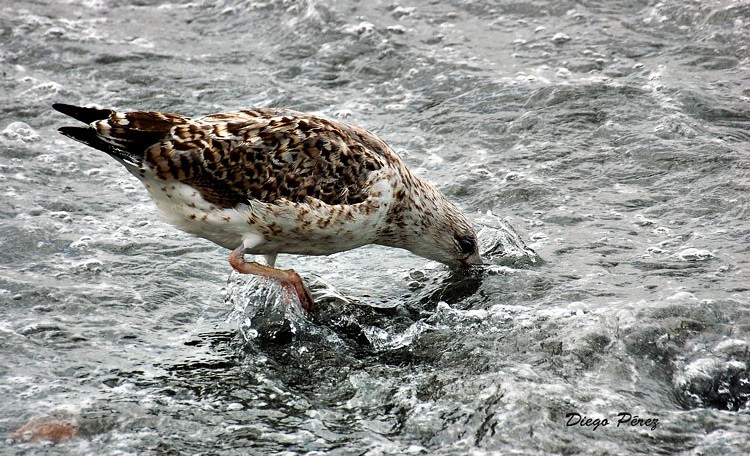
[225,270,356,344]
[474,210,542,268]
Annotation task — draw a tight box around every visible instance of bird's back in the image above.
[54,104,397,210]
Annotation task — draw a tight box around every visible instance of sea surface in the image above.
[1,0,749,454]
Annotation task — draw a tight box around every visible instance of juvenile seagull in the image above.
[53,103,482,311]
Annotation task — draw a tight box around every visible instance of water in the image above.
[1,0,749,454]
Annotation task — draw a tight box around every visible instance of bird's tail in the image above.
[53,103,187,168]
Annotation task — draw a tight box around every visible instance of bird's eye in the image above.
[455,235,477,255]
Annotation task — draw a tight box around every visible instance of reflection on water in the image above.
[2,0,749,453]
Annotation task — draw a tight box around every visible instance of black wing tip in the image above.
[58,125,87,138]
[58,125,142,168]
[52,102,74,113]
[53,103,113,124]
[57,126,101,149]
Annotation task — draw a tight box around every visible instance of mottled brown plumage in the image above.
[53,103,482,311]
[72,107,388,208]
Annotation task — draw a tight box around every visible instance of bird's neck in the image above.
[376,171,448,248]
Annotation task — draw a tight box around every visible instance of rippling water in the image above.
[2,0,749,454]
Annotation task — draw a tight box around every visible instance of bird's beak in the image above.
[460,252,483,268]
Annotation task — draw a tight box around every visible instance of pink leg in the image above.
[10,417,78,442]
[228,246,316,312]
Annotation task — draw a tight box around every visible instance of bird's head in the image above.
[406,199,483,269]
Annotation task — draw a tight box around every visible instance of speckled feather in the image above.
[96,108,389,207]
[53,103,482,269]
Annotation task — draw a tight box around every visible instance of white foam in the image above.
[1,122,40,143]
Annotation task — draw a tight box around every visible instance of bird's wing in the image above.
[55,104,392,209]
[143,110,389,208]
